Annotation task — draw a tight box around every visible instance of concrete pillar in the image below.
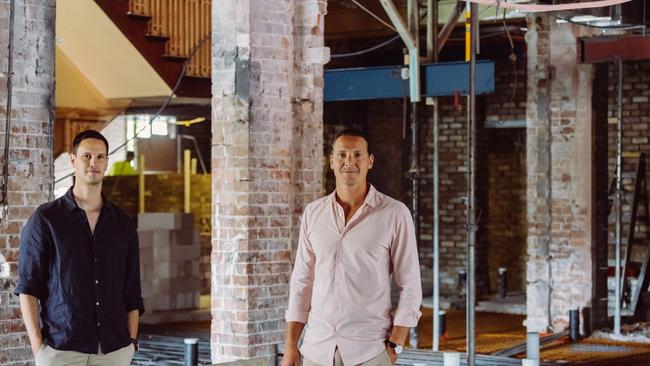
[525,14,602,332]
[0,0,56,364]
[211,0,326,362]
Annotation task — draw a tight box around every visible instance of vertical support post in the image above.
[466,3,478,366]
[139,154,145,214]
[526,332,540,360]
[498,267,508,298]
[614,59,623,335]
[191,158,198,175]
[443,352,460,366]
[430,0,441,353]
[184,149,191,214]
[570,308,581,341]
[184,338,199,366]
[407,0,420,348]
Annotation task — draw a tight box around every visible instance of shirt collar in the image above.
[63,186,112,212]
[330,184,380,208]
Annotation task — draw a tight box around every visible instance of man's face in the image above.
[330,135,374,187]
[70,138,108,186]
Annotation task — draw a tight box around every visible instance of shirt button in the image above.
[95,280,99,284]
[97,322,101,327]
[96,302,100,306]
[94,258,98,263]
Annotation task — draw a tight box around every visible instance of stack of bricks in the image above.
[103,174,213,295]
[138,213,200,311]
[0,1,56,364]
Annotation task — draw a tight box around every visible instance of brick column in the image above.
[525,14,603,332]
[211,0,326,362]
[0,0,56,364]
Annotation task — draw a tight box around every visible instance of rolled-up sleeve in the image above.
[390,204,423,327]
[123,223,145,315]
[285,211,315,324]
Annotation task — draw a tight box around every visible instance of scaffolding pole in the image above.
[428,0,442,352]
[614,59,623,335]
[467,2,478,365]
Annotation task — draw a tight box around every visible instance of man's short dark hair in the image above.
[72,130,109,155]
[126,151,135,160]
[331,128,372,155]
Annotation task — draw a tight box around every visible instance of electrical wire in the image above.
[0,0,16,222]
[331,35,401,58]
[55,34,211,184]
[349,0,397,32]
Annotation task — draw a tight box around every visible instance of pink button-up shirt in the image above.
[286,185,422,366]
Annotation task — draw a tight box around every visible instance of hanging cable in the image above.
[0,0,16,224]
[331,35,401,58]
[55,33,211,184]
[349,0,397,32]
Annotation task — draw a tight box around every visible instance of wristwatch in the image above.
[130,337,139,351]
[384,339,403,355]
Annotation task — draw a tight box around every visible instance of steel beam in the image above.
[581,35,650,63]
[324,61,495,102]
[379,0,420,102]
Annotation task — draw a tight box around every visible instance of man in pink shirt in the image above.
[283,129,422,366]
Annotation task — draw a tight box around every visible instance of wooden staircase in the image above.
[607,152,650,319]
[95,0,211,98]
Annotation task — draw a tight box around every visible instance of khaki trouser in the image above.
[303,349,392,366]
[34,343,135,366]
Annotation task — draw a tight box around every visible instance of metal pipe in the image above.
[467,3,478,365]
[181,134,208,173]
[526,332,540,360]
[184,149,191,214]
[498,267,508,298]
[614,59,623,335]
[379,0,420,103]
[432,98,441,351]
[407,0,420,348]
[570,308,581,341]
[184,338,199,366]
[0,0,16,224]
[139,155,145,213]
[444,352,461,366]
[431,0,441,351]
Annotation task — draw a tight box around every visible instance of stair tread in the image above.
[126,12,151,21]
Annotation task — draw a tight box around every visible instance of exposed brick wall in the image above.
[0,1,56,364]
[211,0,325,362]
[525,15,604,333]
[485,128,527,293]
[102,174,212,295]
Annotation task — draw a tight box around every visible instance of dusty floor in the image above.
[142,307,650,365]
[416,307,650,365]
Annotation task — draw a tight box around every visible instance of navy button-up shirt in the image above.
[15,187,144,354]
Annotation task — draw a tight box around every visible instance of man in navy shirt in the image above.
[15,130,144,366]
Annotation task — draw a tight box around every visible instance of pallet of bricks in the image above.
[137,212,200,311]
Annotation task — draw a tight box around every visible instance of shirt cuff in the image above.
[285,309,309,323]
[14,284,43,299]
[393,308,422,328]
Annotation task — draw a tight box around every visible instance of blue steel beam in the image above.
[324,60,494,102]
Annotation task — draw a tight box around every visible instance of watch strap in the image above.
[130,337,139,351]
[384,339,398,350]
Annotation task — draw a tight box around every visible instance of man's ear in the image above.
[69,152,76,167]
[368,154,374,170]
[329,154,334,170]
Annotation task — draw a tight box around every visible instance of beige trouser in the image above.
[34,343,135,366]
[303,348,392,366]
